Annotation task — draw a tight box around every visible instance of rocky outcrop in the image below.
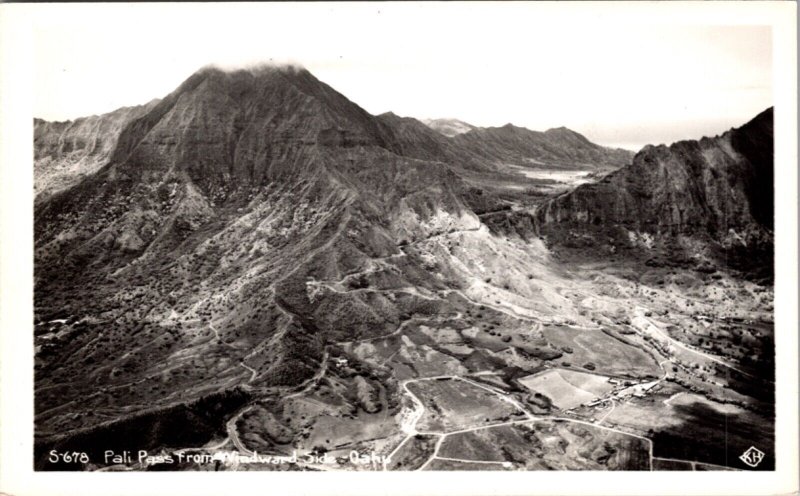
[99,66,402,192]
[537,108,773,235]
[536,108,773,276]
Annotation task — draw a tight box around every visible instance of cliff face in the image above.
[536,108,774,276]
[34,66,475,258]
[538,108,773,235]
[34,101,158,201]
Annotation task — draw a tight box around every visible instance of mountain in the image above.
[34,65,482,454]
[452,123,634,170]
[536,108,774,280]
[33,66,774,472]
[32,65,622,458]
[422,117,477,137]
[34,100,159,201]
[376,112,455,163]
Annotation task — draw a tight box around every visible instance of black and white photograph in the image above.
[0,2,797,495]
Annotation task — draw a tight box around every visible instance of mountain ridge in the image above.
[34,100,160,201]
[452,122,633,170]
[536,107,773,280]
[32,65,775,472]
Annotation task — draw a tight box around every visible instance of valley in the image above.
[32,65,774,472]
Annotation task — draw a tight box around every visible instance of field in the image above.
[518,369,614,410]
[439,420,650,470]
[601,383,775,470]
[385,434,437,470]
[424,459,510,470]
[541,325,660,378]
[407,378,522,432]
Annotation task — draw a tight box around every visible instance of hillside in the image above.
[376,112,455,164]
[34,100,159,201]
[33,66,774,472]
[34,65,481,444]
[453,123,634,170]
[536,108,774,280]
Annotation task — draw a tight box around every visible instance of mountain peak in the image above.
[103,64,400,191]
[544,126,593,146]
[198,61,308,77]
[544,126,581,137]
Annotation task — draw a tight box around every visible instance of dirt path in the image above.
[240,363,258,383]
[226,405,255,456]
[285,348,330,400]
[208,322,262,384]
[338,317,425,347]
[434,456,512,468]
[211,348,330,461]
[596,399,615,425]
[209,323,236,349]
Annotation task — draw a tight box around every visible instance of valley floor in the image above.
[75,226,772,472]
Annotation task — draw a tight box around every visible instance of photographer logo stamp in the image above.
[739,446,765,468]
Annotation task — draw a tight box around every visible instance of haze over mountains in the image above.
[33,64,774,472]
[421,118,476,137]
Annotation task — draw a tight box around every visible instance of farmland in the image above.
[541,325,660,378]
[408,378,523,433]
[439,421,650,470]
[518,369,615,410]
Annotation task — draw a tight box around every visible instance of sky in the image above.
[28,3,773,151]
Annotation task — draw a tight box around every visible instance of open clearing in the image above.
[601,383,775,470]
[345,330,468,380]
[518,368,614,410]
[408,378,522,432]
[385,434,438,470]
[424,458,511,470]
[542,325,660,377]
[439,420,650,470]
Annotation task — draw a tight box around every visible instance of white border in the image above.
[1,2,797,496]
